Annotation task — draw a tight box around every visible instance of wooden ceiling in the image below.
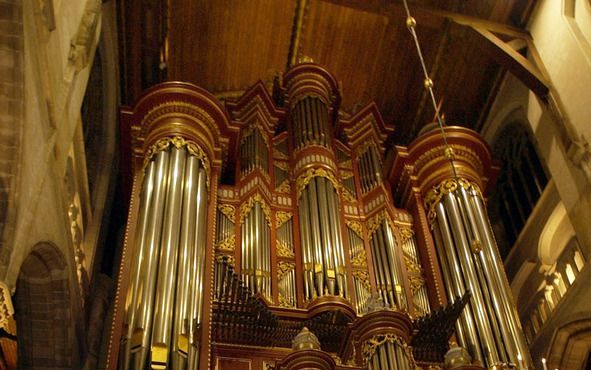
[118,0,537,144]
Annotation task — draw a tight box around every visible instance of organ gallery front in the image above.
[107,62,533,370]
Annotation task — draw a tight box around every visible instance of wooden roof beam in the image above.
[320,0,531,38]
[467,25,549,99]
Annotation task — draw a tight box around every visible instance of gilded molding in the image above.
[144,136,211,187]
[140,100,221,140]
[218,204,236,223]
[414,143,483,177]
[295,167,340,199]
[239,193,272,226]
[275,211,293,228]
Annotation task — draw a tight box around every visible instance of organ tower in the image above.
[107,62,532,370]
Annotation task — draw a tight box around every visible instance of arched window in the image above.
[489,122,549,257]
[15,243,81,369]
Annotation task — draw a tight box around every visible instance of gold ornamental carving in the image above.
[341,187,357,202]
[275,211,293,228]
[144,136,211,187]
[0,282,14,335]
[424,178,481,220]
[218,204,236,223]
[351,249,367,267]
[367,209,394,239]
[408,275,426,295]
[276,240,295,258]
[295,167,340,199]
[361,334,415,367]
[275,180,291,194]
[399,227,414,244]
[403,255,422,274]
[216,235,236,252]
[240,193,272,226]
[277,261,295,279]
[352,270,370,291]
[346,220,364,239]
[414,143,483,177]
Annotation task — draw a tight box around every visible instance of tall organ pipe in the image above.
[120,145,209,370]
[298,177,347,299]
[369,220,407,310]
[430,180,533,368]
[240,201,271,299]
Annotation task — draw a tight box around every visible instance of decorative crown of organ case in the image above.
[108,63,533,370]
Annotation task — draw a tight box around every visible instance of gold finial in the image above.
[444,147,455,160]
[406,16,416,29]
[298,55,314,63]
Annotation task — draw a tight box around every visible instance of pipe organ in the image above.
[109,63,533,370]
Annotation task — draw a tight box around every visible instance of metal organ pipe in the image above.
[429,178,532,367]
[240,201,271,300]
[121,143,210,370]
[366,337,413,370]
[433,201,484,364]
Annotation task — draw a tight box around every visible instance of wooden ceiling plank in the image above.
[318,0,529,39]
[468,26,549,98]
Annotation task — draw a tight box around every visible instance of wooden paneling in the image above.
[168,0,296,92]
[120,0,537,144]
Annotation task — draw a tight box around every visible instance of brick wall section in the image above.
[0,0,24,270]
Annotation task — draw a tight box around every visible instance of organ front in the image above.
[107,62,532,370]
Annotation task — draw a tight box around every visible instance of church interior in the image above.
[1,0,591,369]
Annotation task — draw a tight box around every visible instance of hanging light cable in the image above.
[401,0,459,179]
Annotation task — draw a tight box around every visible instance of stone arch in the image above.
[14,242,80,369]
[547,316,591,369]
